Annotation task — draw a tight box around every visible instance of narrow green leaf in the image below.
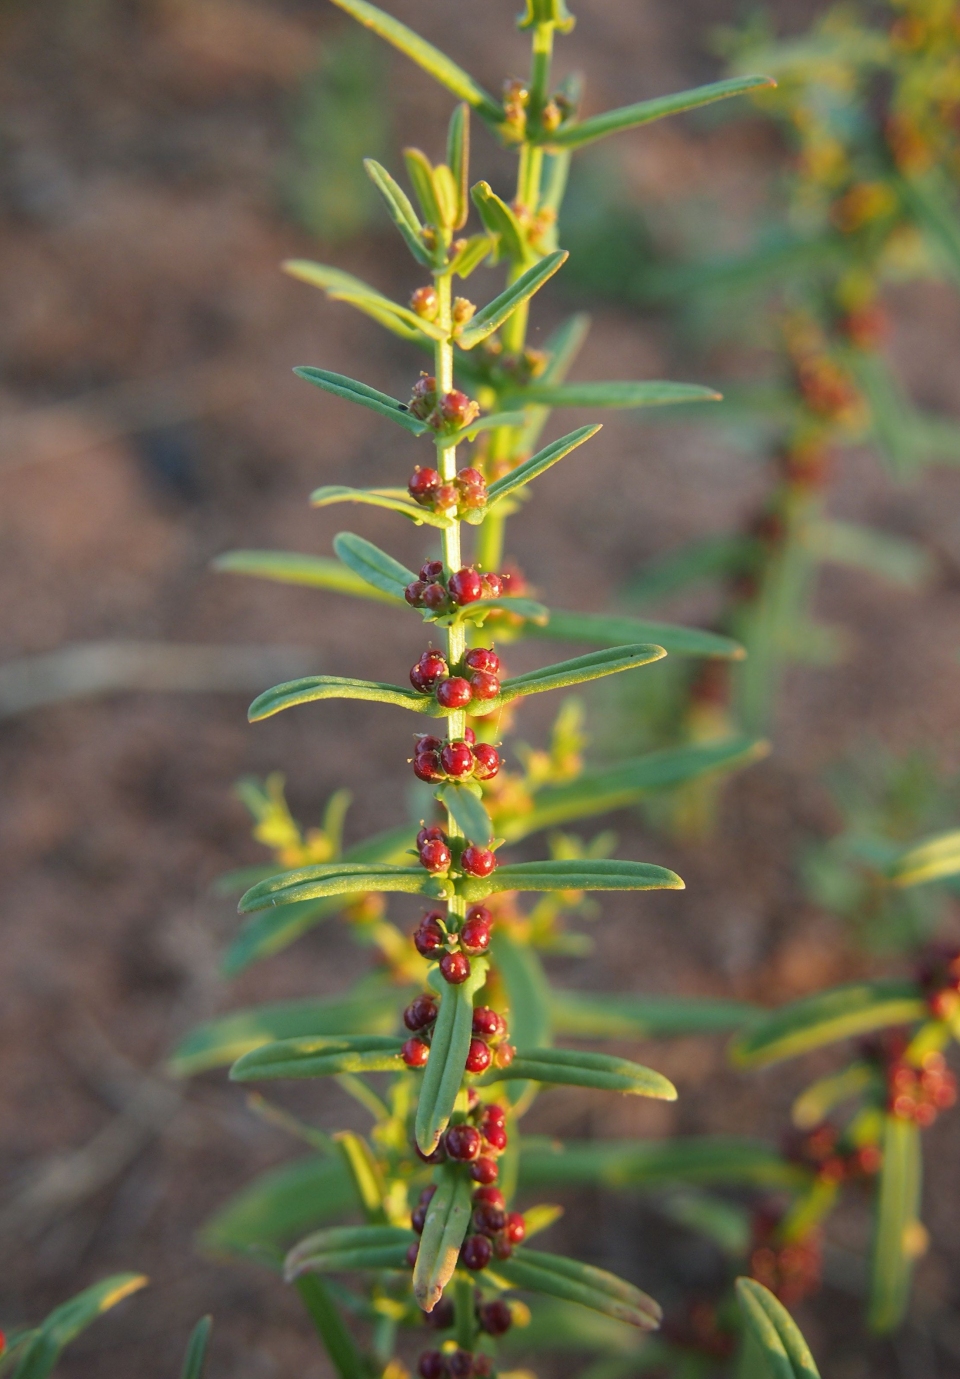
[12,1276,148,1379]
[549,990,760,1039]
[731,980,926,1069]
[868,1115,923,1334]
[248,675,428,723]
[295,366,430,434]
[294,1276,367,1379]
[329,0,503,123]
[735,1278,820,1379]
[446,103,470,230]
[486,425,601,505]
[546,75,776,150]
[239,863,432,912]
[212,550,403,605]
[459,858,684,904]
[334,1132,387,1222]
[413,1164,475,1312]
[403,146,444,229]
[179,1317,212,1379]
[363,157,432,265]
[470,181,528,263]
[449,234,495,279]
[493,1248,661,1330]
[499,645,666,705]
[416,961,489,1154]
[230,1035,405,1081]
[481,1047,677,1099]
[518,1137,810,1192]
[889,828,960,888]
[458,251,568,349]
[282,260,446,341]
[792,1064,874,1131]
[436,782,493,843]
[455,594,550,626]
[310,486,453,528]
[333,532,418,599]
[519,607,745,660]
[808,519,932,589]
[507,380,722,408]
[287,1225,414,1278]
[199,1154,358,1256]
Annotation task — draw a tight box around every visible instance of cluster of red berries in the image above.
[887,1052,957,1126]
[413,732,500,785]
[916,944,960,1021]
[416,1349,490,1379]
[415,828,497,880]
[749,1206,822,1307]
[410,644,502,709]
[405,559,509,614]
[409,466,487,518]
[402,959,514,1068]
[406,375,481,435]
[782,1123,881,1183]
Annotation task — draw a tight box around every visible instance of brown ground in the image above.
[3,2,960,1376]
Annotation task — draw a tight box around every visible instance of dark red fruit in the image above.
[414,914,446,957]
[473,1203,506,1236]
[469,1157,499,1185]
[407,1241,421,1267]
[447,1350,474,1379]
[416,739,444,761]
[419,1184,438,1206]
[441,741,475,777]
[472,1186,505,1209]
[461,916,492,956]
[468,671,500,702]
[461,1234,493,1271]
[410,375,438,420]
[482,1123,508,1152]
[411,1203,428,1234]
[438,391,475,427]
[409,467,441,504]
[415,1141,447,1165]
[406,581,428,606]
[436,677,473,709]
[418,1350,445,1379]
[463,727,476,745]
[473,1358,492,1378]
[445,1124,482,1161]
[402,1037,431,1068]
[464,648,500,675]
[481,573,503,599]
[449,568,484,605]
[413,752,444,783]
[415,652,448,689]
[423,582,448,611]
[472,1006,504,1038]
[420,560,445,582]
[465,1039,493,1074]
[481,1103,505,1126]
[440,951,471,984]
[505,1212,526,1244]
[492,1232,513,1260]
[478,1300,512,1336]
[457,467,485,489]
[434,483,458,510]
[461,845,496,878]
[420,839,452,873]
[425,1296,455,1330]
[404,994,439,1031]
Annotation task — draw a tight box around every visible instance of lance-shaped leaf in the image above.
[239,862,433,913]
[505,380,721,409]
[310,486,453,528]
[200,1154,359,1256]
[458,858,683,904]
[179,1317,212,1379]
[416,960,489,1154]
[479,1047,677,1100]
[446,103,469,230]
[471,181,528,263]
[412,1164,474,1311]
[492,1248,661,1330]
[458,251,568,349]
[295,367,430,435]
[169,987,407,1076]
[497,645,666,707]
[888,828,960,888]
[213,550,403,605]
[294,1276,366,1379]
[792,1064,874,1131]
[735,1278,820,1379]
[11,1275,148,1379]
[808,519,932,589]
[545,75,776,150]
[286,1225,415,1277]
[248,675,428,724]
[363,157,434,266]
[519,607,744,660]
[731,980,926,1069]
[403,147,445,231]
[486,425,601,506]
[518,1137,810,1192]
[868,1115,923,1334]
[329,0,503,124]
[453,594,549,626]
[333,532,418,600]
[230,1034,405,1082]
[549,990,760,1040]
[283,260,447,342]
[436,781,493,843]
[449,234,496,279]
[334,1131,387,1222]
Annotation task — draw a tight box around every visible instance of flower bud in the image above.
[410,285,439,320]
[452,297,476,326]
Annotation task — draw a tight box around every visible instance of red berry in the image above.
[438,390,475,427]
[420,560,445,582]
[425,1296,455,1330]
[464,648,500,675]
[461,845,496,877]
[460,1234,493,1271]
[469,1157,499,1185]
[416,1141,447,1165]
[457,467,485,488]
[414,914,446,957]
[465,1038,493,1074]
[492,1232,513,1260]
[481,1103,505,1126]
[418,1351,445,1379]
[414,751,444,783]
[449,568,484,605]
[461,916,492,956]
[410,285,439,319]
[469,671,500,702]
[416,740,444,761]
[505,1211,526,1244]
[473,1359,491,1378]
[436,677,473,709]
[410,375,438,420]
[441,741,475,777]
[434,483,459,510]
[423,582,448,611]
[411,1203,428,1233]
[409,467,441,504]
[481,573,503,599]
[445,1124,482,1161]
[410,664,430,693]
[473,1186,505,1208]
[482,1123,508,1152]
[473,1203,506,1236]
[478,1300,512,1336]
[404,994,439,1030]
[402,1037,431,1068]
[447,1351,473,1379]
[407,1242,421,1268]
[440,951,471,984]
[420,839,452,873]
[494,1043,515,1068]
[419,1184,438,1205]
[472,744,500,780]
[416,652,448,688]
[472,1008,503,1038]
[463,727,476,744]
[406,581,428,606]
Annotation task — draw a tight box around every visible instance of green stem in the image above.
[528,21,555,133]
[454,1272,476,1351]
